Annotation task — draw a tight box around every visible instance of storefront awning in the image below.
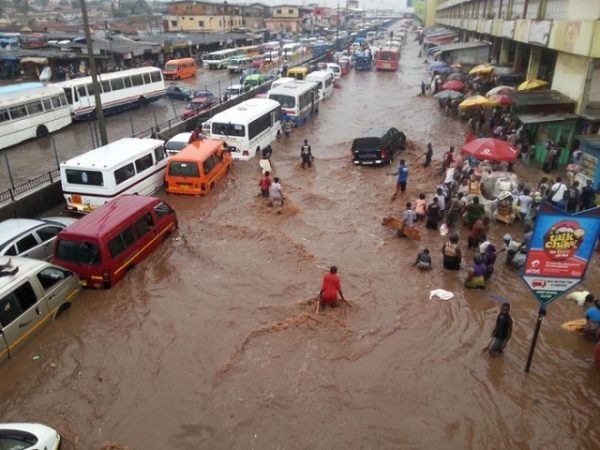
[517,113,580,125]
[576,134,600,147]
[20,57,48,64]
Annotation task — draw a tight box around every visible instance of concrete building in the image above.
[264,4,303,33]
[414,0,439,27]
[434,0,600,119]
[164,0,244,32]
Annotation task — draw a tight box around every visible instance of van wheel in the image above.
[138,97,147,108]
[36,125,49,138]
[55,303,71,318]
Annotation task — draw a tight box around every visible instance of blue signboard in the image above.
[520,204,600,305]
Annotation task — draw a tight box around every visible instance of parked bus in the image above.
[227,56,253,73]
[268,80,319,126]
[163,57,197,80]
[60,137,168,213]
[202,48,241,70]
[165,139,232,195]
[202,99,281,161]
[0,83,72,150]
[374,50,399,71]
[56,67,166,120]
[53,195,177,289]
[305,70,334,101]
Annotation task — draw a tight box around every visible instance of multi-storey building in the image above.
[264,4,304,33]
[163,1,244,32]
[434,0,600,119]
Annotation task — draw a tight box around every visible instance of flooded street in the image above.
[1,36,600,449]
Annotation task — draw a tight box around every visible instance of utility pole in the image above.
[79,0,108,145]
[336,0,339,46]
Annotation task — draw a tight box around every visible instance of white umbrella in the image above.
[486,85,515,97]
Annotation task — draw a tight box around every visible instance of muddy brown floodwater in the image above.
[1,33,600,450]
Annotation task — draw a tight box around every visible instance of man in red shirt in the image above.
[259,171,271,198]
[319,266,345,308]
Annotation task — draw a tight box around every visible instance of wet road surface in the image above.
[1,34,600,449]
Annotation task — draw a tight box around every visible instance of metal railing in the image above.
[0,169,60,204]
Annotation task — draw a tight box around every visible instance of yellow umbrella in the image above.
[469,63,495,75]
[451,63,462,69]
[517,79,549,91]
[459,95,497,109]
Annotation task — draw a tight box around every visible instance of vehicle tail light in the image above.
[381,149,386,159]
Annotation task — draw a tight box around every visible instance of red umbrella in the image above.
[441,80,465,91]
[461,138,518,162]
[489,94,512,106]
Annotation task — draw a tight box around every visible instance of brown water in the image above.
[1,34,600,450]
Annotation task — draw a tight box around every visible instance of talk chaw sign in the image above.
[520,205,600,306]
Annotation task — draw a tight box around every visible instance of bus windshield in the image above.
[56,240,101,265]
[65,169,104,186]
[212,122,245,137]
[168,161,200,177]
[269,94,295,109]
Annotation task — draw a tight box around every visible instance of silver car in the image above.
[0,217,77,261]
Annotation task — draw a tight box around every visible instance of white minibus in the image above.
[202,99,281,161]
[305,71,334,102]
[202,49,241,70]
[60,138,167,213]
[268,80,320,126]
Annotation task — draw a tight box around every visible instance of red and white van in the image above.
[52,195,177,289]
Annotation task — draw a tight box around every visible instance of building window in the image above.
[171,20,177,27]
[276,9,282,14]
[544,0,568,20]
[288,9,293,14]
[510,0,526,18]
[198,20,204,27]
[525,0,541,19]
[188,17,193,20]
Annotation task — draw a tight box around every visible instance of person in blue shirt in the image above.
[390,159,409,201]
[584,299,600,342]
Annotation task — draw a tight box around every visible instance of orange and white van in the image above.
[165,139,232,195]
[163,58,197,80]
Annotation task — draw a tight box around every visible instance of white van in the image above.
[306,70,334,101]
[326,63,342,80]
[0,256,81,364]
[60,138,167,213]
[271,77,296,89]
[227,56,253,73]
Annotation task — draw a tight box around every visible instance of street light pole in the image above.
[336,0,339,45]
[79,0,108,145]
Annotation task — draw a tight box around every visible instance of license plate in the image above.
[178,183,192,189]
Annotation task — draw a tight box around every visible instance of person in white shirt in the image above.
[269,177,284,208]
[549,176,567,207]
[517,188,533,222]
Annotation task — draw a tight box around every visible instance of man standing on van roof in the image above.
[188,126,201,144]
[319,266,346,308]
[300,140,313,169]
[390,160,409,201]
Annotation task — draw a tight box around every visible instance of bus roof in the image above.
[165,57,195,64]
[57,195,162,240]
[0,84,66,108]
[210,48,239,56]
[55,67,161,87]
[268,80,318,96]
[209,99,280,124]
[0,83,44,96]
[168,139,224,163]
[61,138,164,171]
[306,70,333,81]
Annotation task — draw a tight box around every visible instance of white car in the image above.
[165,132,192,156]
[326,63,342,81]
[0,423,61,450]
[225,84,248,100]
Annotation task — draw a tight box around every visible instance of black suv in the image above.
[351,127,406,165]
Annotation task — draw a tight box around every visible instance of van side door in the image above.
[14,232,43,260]
[0,281,49,357]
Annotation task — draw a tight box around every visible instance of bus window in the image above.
[111,78,124,90]
[26,100,43,115]
[77,85,88,99]
[150,71,162,83]
[124,77,132,88]
[101,80,112,93]
[9,105,27,119]
[65,169,104,186]
[42,98,52,111]
[114,163,135,184]
[62,88,73,104]
[135,154,153,173]
[0,109,9,122]
[212,122,245,136]
[144,73,151,84]
[132,75,144,86]
[154,146,165,163]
